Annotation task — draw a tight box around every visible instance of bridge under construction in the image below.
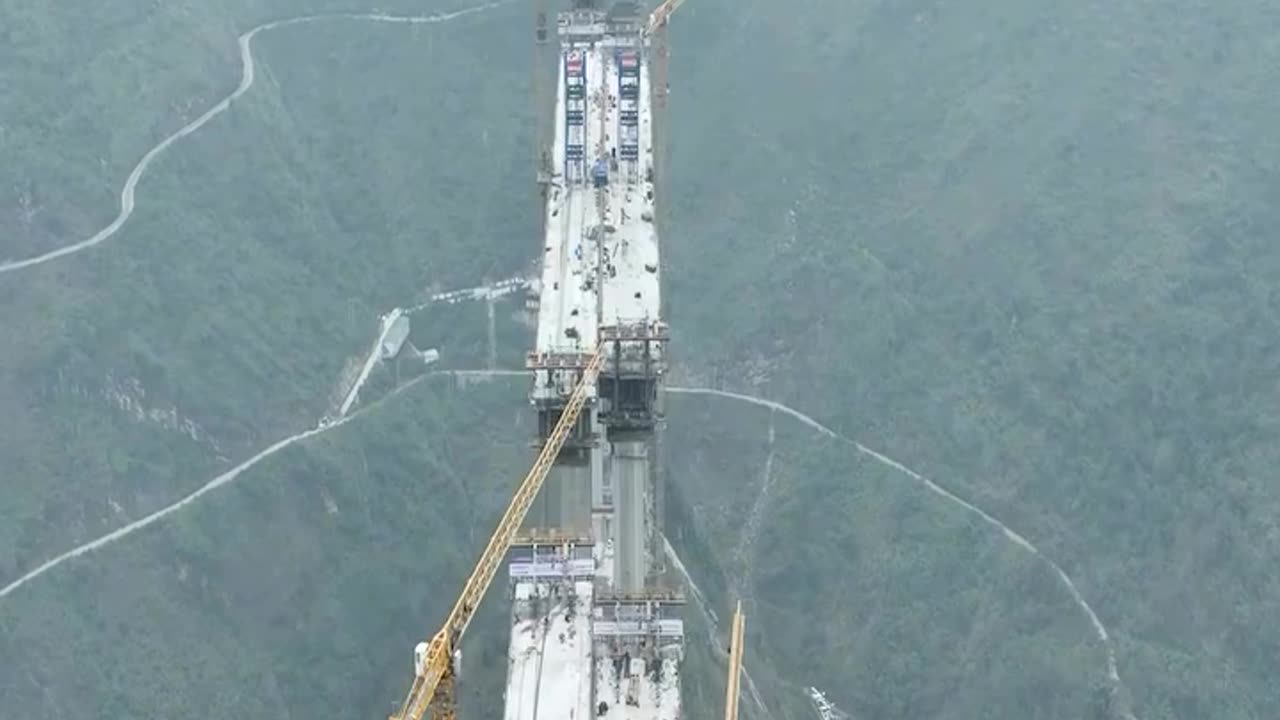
[385,3,724,720]
[513,1,679,719]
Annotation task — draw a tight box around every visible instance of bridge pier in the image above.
[507,7,681,720]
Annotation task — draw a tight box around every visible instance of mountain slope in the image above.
[3,1,1279,719]
[663,0,1280,718]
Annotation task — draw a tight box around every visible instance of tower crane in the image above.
[645,0,687,37]
[724,601,746,720]
[389,348,604,720]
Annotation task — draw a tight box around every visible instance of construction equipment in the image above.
[389,348,605,720]
[645,0,687,36]
[646,0,687,218]
[724,601,745,720]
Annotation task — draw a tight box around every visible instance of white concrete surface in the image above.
[504,580,594,720]
[530,41,664,594]
[339,307,403,417]
[597,56,661,326]
[536,42,663,355]
[536,49,603,356]
[516,30,681,720]
[593,655,681,720]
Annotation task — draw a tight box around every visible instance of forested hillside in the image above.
[1,1,540,717]
[3,0,1278,719]
[0,0,530,577]
[662,1,1280,719]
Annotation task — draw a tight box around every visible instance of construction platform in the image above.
[508,3,679,720]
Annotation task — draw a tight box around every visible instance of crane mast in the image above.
[389,349,604,720]
[724,601,746,720]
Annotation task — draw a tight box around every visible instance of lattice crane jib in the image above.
[645,0,687,37]
[724,602,745,720]
[389,349,605,720]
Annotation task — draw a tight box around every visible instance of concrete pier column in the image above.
[557,461,592,534]
[610,437,649,593]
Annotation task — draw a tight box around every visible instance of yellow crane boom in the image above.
[390,348,604,720]
[645,0,687,36]
[724,601,746,720]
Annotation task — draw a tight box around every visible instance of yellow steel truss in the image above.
[390,349,604,720]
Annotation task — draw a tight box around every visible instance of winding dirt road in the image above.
[0,4,1137,715]
[0,2,508,275]
[0,369,1137,717]
[667,385,1138,719]
[0,368,443,600]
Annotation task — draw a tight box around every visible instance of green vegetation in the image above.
[3,0,1279,719]
[0,0,533,576]
[663,0,1280,718]
[664,400,1108,720]
[1,3,542,716]
[0,378,530,718]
